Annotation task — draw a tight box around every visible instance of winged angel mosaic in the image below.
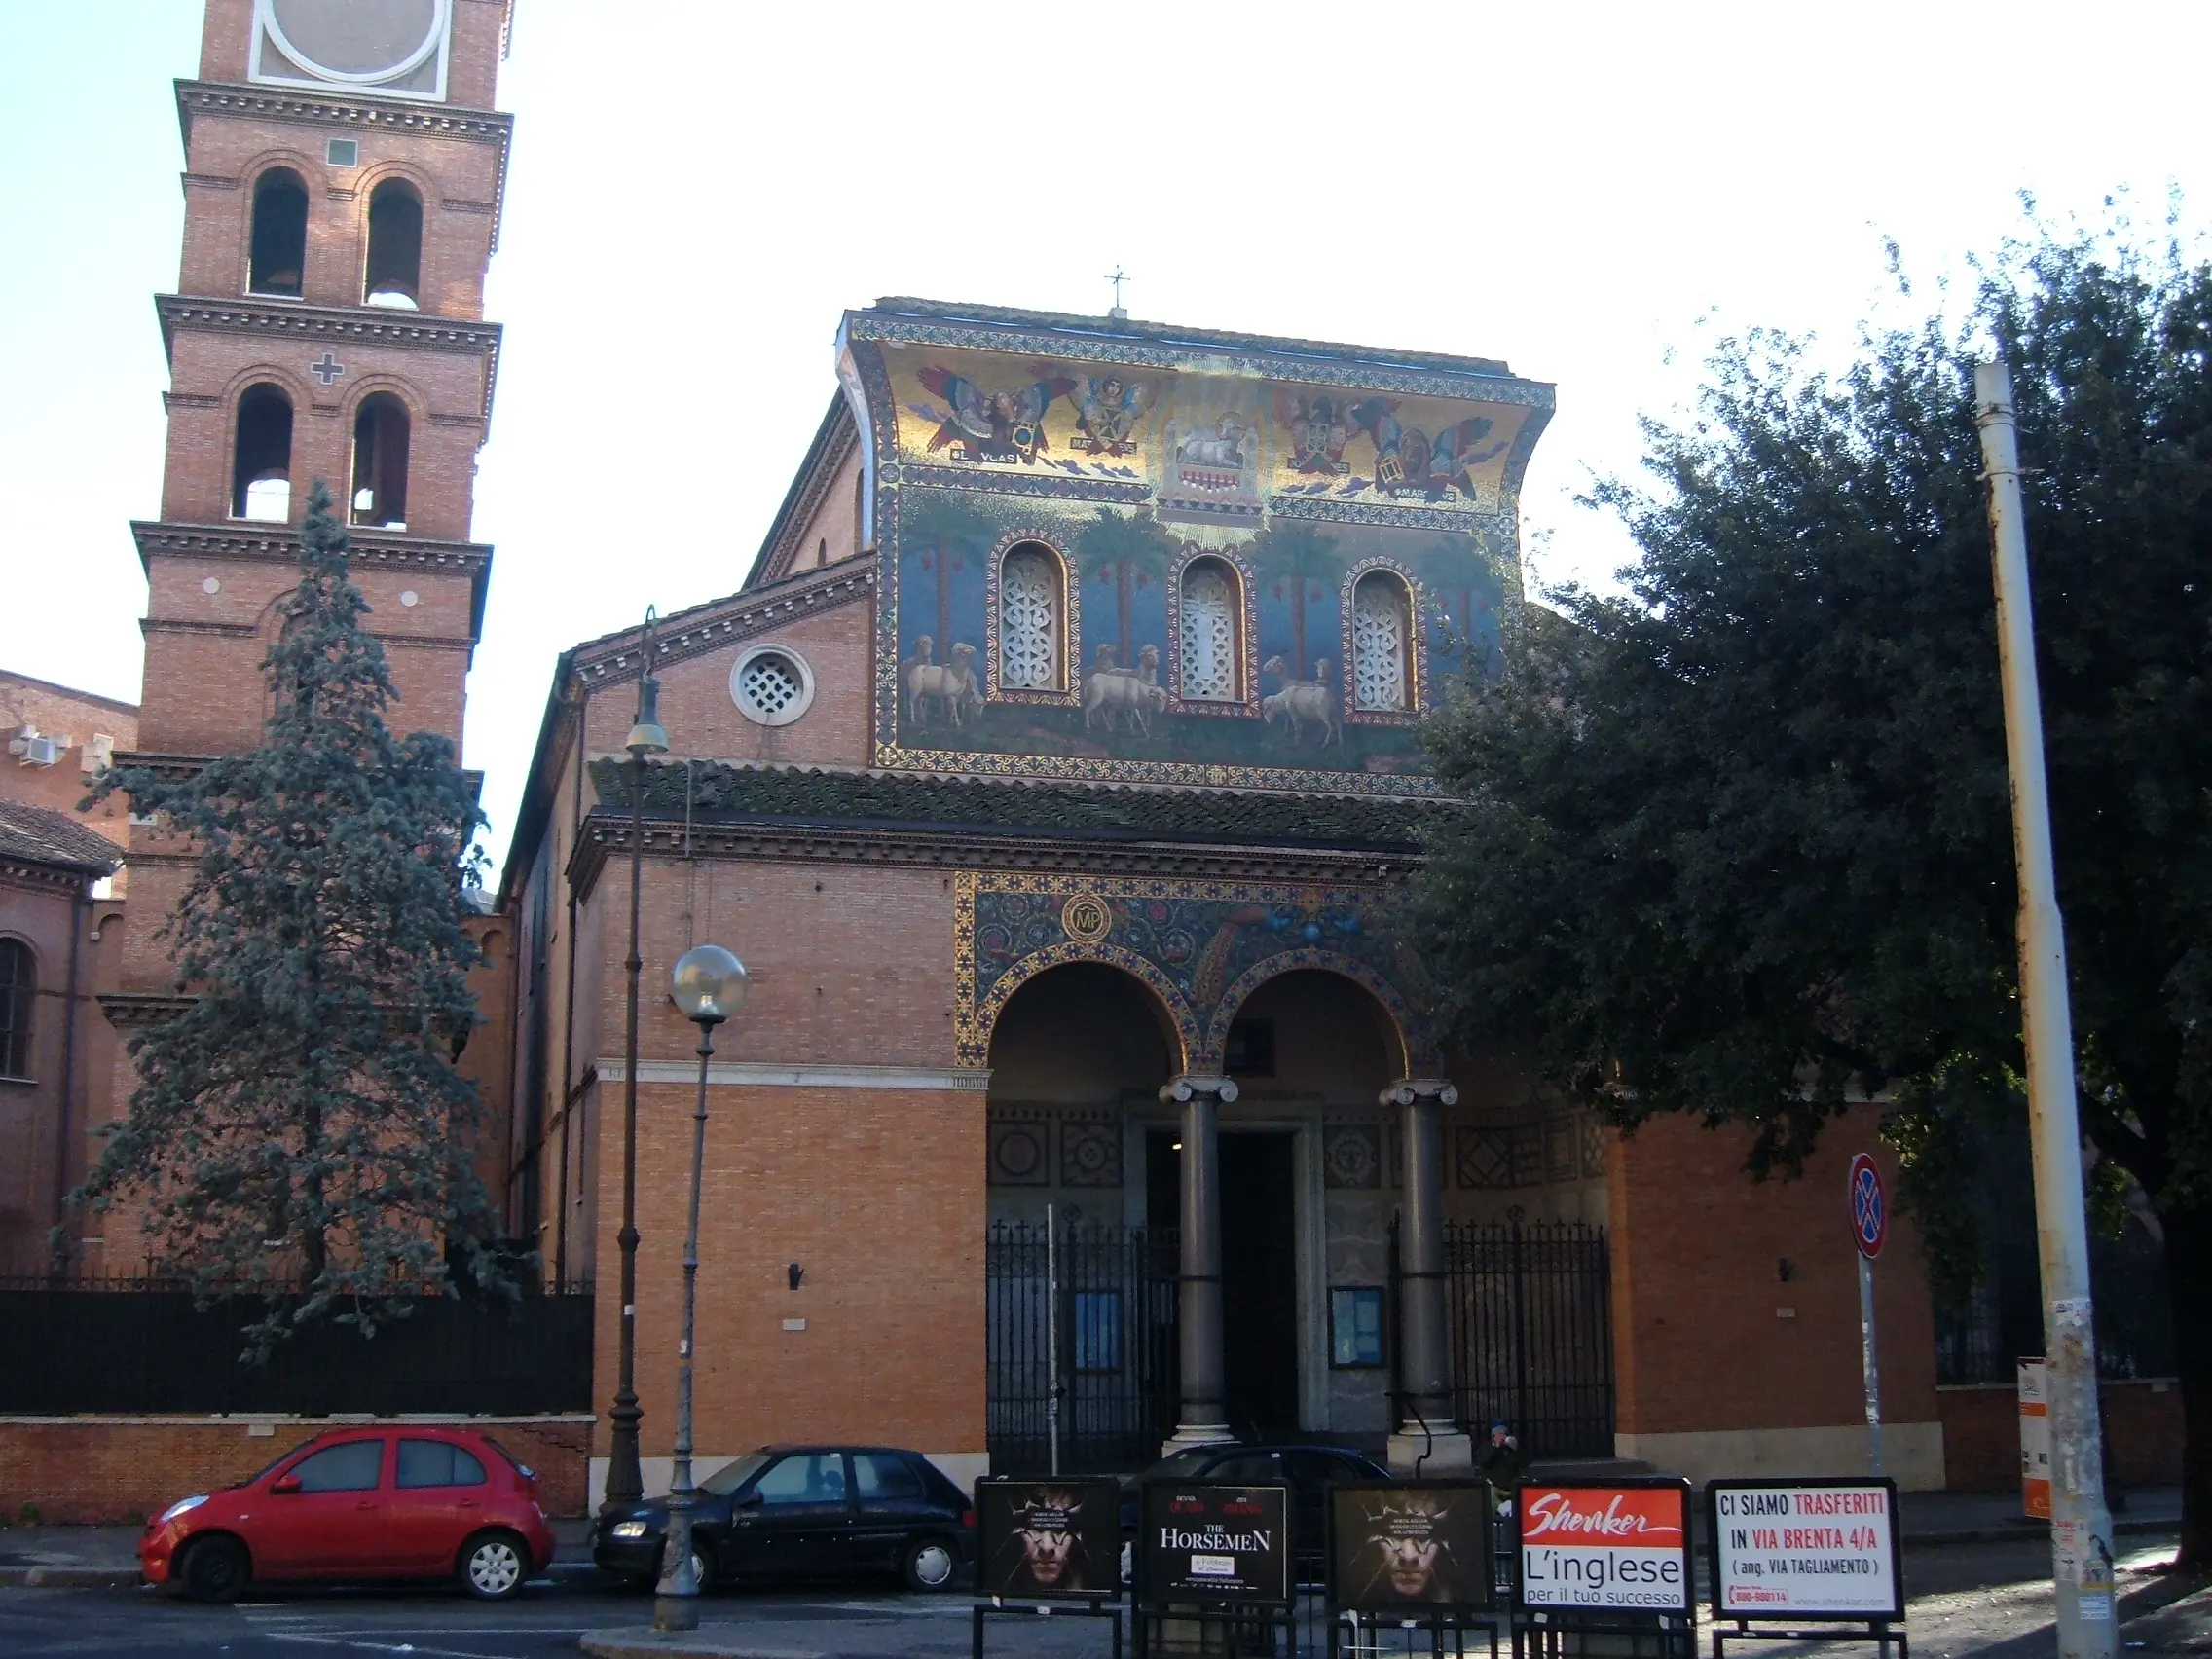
[911,363,1152,470]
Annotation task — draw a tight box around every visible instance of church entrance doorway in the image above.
[1146,1127,1301,1438]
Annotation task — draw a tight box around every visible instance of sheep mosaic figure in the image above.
[1262,655,1341,748]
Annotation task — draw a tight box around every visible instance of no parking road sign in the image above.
[1848,1154,1886,1260]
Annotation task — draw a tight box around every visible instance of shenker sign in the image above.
[1517,1481,1692,1613]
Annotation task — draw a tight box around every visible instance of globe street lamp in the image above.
[605,608,668,1514]
[652,943,748,1635]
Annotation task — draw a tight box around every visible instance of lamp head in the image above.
[626,673,670,757]
[671,944,747,1025]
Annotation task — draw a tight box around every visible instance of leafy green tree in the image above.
[75,483,505,1345]
[1411,222,2212,1560]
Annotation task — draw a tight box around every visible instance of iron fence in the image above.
[0,1275,595,1416]
[986,1219,1178,1474]
[1438,1219,1614,1458]
[1935,1222,2177,1385]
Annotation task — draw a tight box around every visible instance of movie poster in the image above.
[1329,1482,1496,1612]
[977,1478,1123,1600]
[1139,1483,1292,1605]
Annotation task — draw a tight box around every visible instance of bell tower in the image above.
[99,0,514,1218]
[131,0,510,762]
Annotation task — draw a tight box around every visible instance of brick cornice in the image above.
[109,755,486,803]
[571,563,876,693]
[0,860,97,898]
[155,297,502,427]
[98,992,197,1029]
[755,401,861,585]
[175,79,514,251]
[131,522,494,644]
[565,810,1419,902]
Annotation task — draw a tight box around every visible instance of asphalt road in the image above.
[0,1536,2199,1659]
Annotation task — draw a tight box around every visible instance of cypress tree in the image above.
[77,482,506,1342]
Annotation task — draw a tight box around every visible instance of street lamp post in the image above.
[604,608,668,1514]
[652,944,748,1636]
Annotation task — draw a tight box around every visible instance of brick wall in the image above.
[1938,1379,2183,1492]
[0,1415,591,1525]
[1610,1112,1947,1486]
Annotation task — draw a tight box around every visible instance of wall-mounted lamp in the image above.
[788,1263,803,1291]
[1777,1258,1795,1283]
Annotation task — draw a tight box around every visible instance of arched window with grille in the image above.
[0,939,33,1080]
[232,383,294,522]
[1350,569,1414,712]
[1177,555,1241,702]
[248,167,308,297]
[998,542,1065,692]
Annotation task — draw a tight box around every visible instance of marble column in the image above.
[1386,1077,1473,1472]
[1160,1073,1238,1452]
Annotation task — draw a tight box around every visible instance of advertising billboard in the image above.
[1139,1483,1292,1606]
[1328,1481,1496,1613]
[1708,1479,1902,1622]
[976,1477,1124,1601]
[1516,1480,1691,1614]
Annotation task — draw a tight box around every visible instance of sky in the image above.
[1,1,2205,881]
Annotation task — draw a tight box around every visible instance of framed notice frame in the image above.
[1707,1477,1904,1659]
[1515,1476,1694,1633]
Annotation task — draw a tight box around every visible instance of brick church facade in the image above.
[495,302,1948,1503]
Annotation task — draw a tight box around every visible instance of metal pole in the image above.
[1048,1201,1061,1477]
[606,610,663,1512]
[1858,1252,1884,1475]
[1974,359,2117,1655]
[652,1015,717,1633]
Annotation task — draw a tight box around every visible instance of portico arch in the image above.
[1203,949,1419,1078]
[978,942,1198,1077]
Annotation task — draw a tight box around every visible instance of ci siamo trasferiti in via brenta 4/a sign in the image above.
[1516,1483,1691,1613]
[1707,1480,1903,1621]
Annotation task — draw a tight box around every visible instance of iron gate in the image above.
[986,1219,1178,1474]
[1436,1219,1614,1457]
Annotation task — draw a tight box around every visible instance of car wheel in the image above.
[179,1534,250,1604]
[902,1535,957,1593]
[459,1530,531,1601]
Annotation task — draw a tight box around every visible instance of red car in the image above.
[140,1425,557,1603]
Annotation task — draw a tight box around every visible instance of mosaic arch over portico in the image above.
[954,871,1438,1073]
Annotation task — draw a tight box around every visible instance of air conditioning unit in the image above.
[16,735,59,767]
[83,733,116,774]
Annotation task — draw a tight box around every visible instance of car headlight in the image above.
[610,1520,648,1539]
[157,1495,208,1525]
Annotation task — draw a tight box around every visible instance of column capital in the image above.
[1382,1077,1458,1107]
[1161,1074,1239,1104]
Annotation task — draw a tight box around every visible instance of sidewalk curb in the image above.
[1,1563,604,1590]
[579,1635,829,1659]
[1899,1517,2178,1548]
[0,1567,140,1588]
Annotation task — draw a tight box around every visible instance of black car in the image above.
[594,1444,976,1593]
[1120,1443,1394,1579]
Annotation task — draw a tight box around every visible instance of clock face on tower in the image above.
[250,0,454,101]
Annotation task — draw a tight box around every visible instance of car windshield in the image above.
[1144,1449,1219,1481]
[235,1439,319,1488]
[700,1453,775,1496]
